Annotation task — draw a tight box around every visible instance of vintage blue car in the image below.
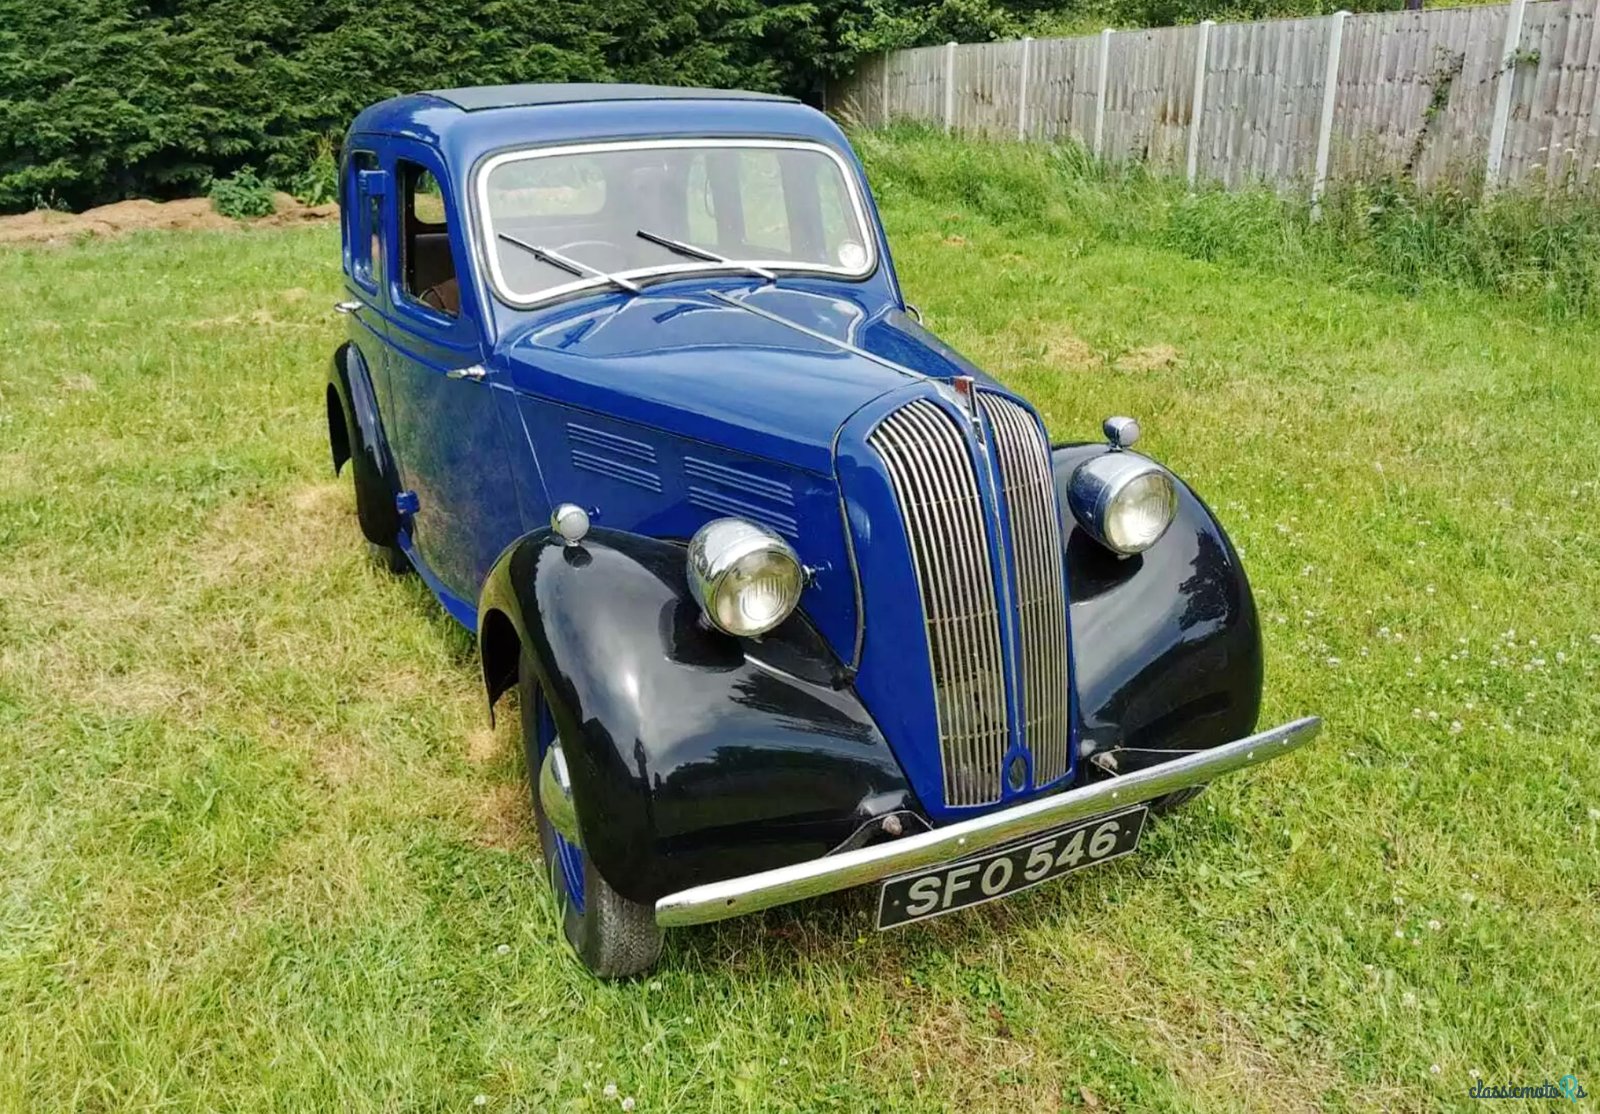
[327,82,1321,976]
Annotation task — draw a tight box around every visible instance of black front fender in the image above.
[478,528,918,905]
[1055,444,1264,766]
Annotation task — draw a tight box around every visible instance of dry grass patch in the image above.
[189,481,348,587]
[1157,1006,1345,1113]
[868,996,1065,1113]
[1114,343,1180,372]
[470,783,534,852]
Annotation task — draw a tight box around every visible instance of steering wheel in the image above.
[554,239,630,271]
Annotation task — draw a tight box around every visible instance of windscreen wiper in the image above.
[497,233,641,294]
[635,229,776,283]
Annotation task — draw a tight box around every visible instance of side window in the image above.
[347,151,380,289]
[399,161,460,317]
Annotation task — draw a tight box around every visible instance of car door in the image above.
[338,146,402,522]
[380,144,522,612]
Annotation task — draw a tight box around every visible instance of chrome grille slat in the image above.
[900,404,1000,801]
[979,394,1073,784]
[870,400,1009,806]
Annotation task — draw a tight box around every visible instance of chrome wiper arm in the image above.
[497,233,641,294]
[635,229,776,282]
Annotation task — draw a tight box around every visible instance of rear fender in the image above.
[327,342,401,545]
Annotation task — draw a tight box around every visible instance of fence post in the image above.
[881,50,891,126]
[1094,28,1114,157]
[1186,20,1214,187]
[1485,0,1527,190]
[1018,36,1034,140]
[943,41,957,132]
[1310,10,1349,216]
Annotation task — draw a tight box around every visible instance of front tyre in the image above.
[518,655,662,978]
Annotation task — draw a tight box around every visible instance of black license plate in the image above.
[876,806,1147,929]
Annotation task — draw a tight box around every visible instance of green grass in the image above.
[858,125,1600,321]
[3,133,1599,1110]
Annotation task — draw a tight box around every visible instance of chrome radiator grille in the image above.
[869,400,1009,806]
[978,394,1073,784]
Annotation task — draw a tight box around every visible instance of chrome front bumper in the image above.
[655,715,1322,927]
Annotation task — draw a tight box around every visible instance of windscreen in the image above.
[479,140,874,304]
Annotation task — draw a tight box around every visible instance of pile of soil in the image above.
[0,192,338,246]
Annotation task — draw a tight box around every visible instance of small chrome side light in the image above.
[1103,415,1141,450]
[550,503,590,546]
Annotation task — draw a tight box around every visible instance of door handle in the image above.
[446,364,487,382]
[334,300,362,315]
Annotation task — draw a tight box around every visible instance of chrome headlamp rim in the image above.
[1067,451,1178,555]
[687,517,804,637]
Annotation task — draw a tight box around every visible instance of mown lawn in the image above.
[2,143,1597,1111]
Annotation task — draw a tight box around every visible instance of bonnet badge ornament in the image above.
[945,375,984,441]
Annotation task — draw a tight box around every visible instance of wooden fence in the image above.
[827,0,1600,197]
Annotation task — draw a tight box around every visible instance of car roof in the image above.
[424,82,797,112]
[346,84,848,173]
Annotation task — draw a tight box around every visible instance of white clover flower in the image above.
[1394,929,1405,939]
[474,1097,488,1108]
[496,943,510,955]
[1428,919,1442,931]
[1449,721,1463,735]
[604,1083,618,1100]
[1588,808,1599,821]
[1431,1064,1441,1075]
[1402,991,1417,1007]
[621,1098,636,1112]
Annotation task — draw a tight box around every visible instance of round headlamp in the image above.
[687,518,804,637]
[1067,452,1177,555]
